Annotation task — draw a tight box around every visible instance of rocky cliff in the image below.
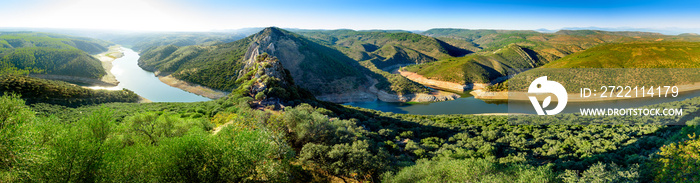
[240,27,369,96]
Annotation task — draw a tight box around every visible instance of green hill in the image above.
[404,44,539,83]
[0,32,111,54]
[0,32,110,78]
[106,32,248,52]
[406,29,700,85]
[504,41,700,92]
[295,29,470,70]
[0,75,138,107]
[138,36,253,90]
[542,41,700,68]
[138,27,369,95]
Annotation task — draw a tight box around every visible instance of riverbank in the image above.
[371,85,460,103]
[472,82,700,102]
[138,96,152,103]
[94,45,124,86]
[398,70,489,92]
[316,78,460,103]
[155,73,228,99]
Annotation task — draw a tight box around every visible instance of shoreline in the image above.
[94,45,124,86]
[316,78,461,103]
[398,70,489,92]
[472,82,700,102]
[156,73,229,100]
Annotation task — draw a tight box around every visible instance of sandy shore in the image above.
[157,74,228,99]
[472,82,700,102]
[93,45,124,86]
[138,96,152,103]
[398,70,490,92]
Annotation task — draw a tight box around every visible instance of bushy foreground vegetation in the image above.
[0,75,138,107]
[2,92,700,182]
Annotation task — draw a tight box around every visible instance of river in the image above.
[345,89,700,115]
[92,47,700,113]
[94,47,211,102]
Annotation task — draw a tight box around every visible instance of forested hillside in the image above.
[406,29,700,85]
[0,75,139,107]
[2,84,699,182]
[404,44,539,84]
[105,32,250,52]
[138,28,454,98]
[138,27,369,95]
[295,29,470,70]
[0,32,110,78]
[3,28,700,182]
[0,32,111,54]
[542,41,700,68]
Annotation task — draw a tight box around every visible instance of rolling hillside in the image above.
[405,29,700,85]
[404,44,540,84]
[0,32,111,78]
[138,27,369,96]
[295,29,470,70]
[106,32,250,52]
[0,75,138,107]
[542,41,700,68]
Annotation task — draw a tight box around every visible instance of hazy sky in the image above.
[1,0,699,32]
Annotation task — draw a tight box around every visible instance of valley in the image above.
[4,25,700,182]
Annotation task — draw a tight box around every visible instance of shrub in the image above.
[653,133,700,182]
[382,158,555,183]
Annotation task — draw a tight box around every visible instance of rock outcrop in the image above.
[236,52,307,101]
[239,27,369,96]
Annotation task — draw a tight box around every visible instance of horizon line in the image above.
[1,26,698,35]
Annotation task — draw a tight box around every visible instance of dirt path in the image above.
[212,121,234,135]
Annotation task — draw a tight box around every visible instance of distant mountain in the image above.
[295,29,470,70]
[561,26,700,35]
[105,32,247,52]
[535,28,557,33]
[405,28,700,85]
[0,32,110,78]
[0,32,111,54]
[554,29,663,37]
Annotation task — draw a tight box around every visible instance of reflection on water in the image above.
[346,90,700,115]
[345,90,509,115]
[96,47,211,102]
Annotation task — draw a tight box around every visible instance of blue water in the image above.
[345,90,700,115]
[105,47,211,102]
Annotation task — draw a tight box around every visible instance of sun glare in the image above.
[3,0,211,31]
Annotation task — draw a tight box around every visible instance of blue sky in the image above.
[1,0,699,32]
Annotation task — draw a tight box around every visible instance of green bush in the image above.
[382,158,555,183]
[653,133,700,182]
[0,94,36,182]
[559,162,639,183]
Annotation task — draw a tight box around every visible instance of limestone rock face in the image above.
[237,53,297,100]
[237,27,368,96]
